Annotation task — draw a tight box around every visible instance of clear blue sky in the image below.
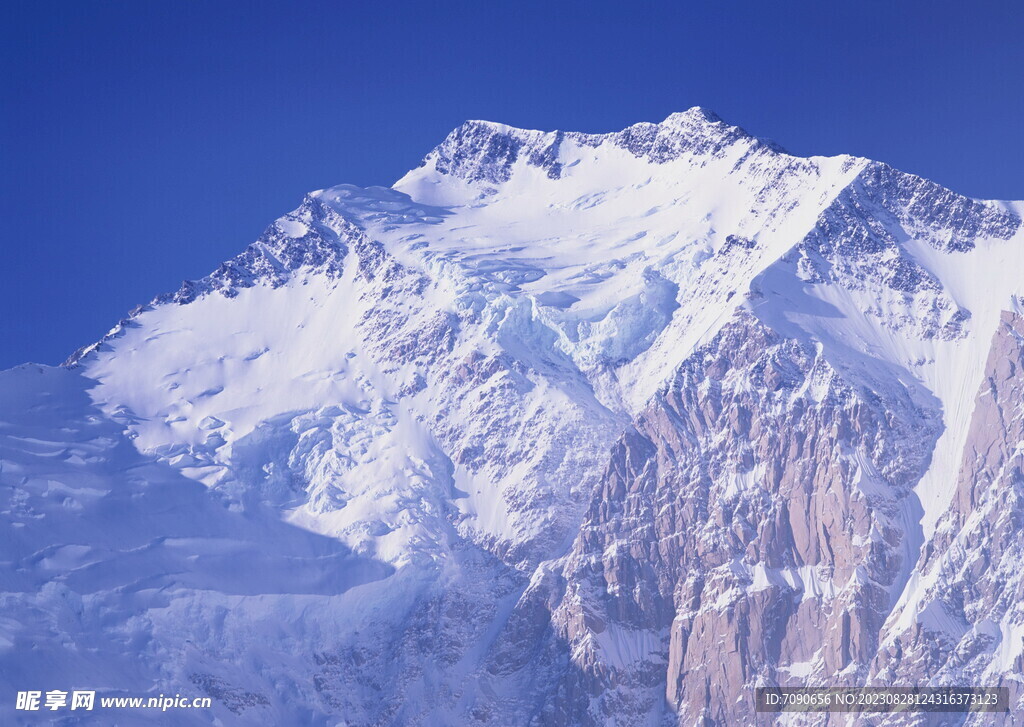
[2,0,1022,369]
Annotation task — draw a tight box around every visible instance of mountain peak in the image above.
[407,107,782,189]
[657,106,786,154]
[662,105,722,125]
[455,106,726,140]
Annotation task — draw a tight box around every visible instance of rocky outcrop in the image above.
[511,312,939,725]
[872,311,1024,725]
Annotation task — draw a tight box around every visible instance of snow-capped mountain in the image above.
[3,108,1024,725]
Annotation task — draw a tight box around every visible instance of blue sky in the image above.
[2,0,1022,369]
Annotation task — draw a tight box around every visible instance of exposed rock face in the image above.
[870,311,1024,725]
[4,110,1024,725]
[514,313,939,725]
[424,108,782,187]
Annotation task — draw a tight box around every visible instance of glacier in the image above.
[3,107,1024,725]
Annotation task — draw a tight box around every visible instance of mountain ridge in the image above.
[66,108,1021,374]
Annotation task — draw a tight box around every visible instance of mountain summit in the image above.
[414,107,784,186]
[7,111,1024,725]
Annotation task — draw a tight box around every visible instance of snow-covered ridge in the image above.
[416,107,785,186]
[67,107,1021,374]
